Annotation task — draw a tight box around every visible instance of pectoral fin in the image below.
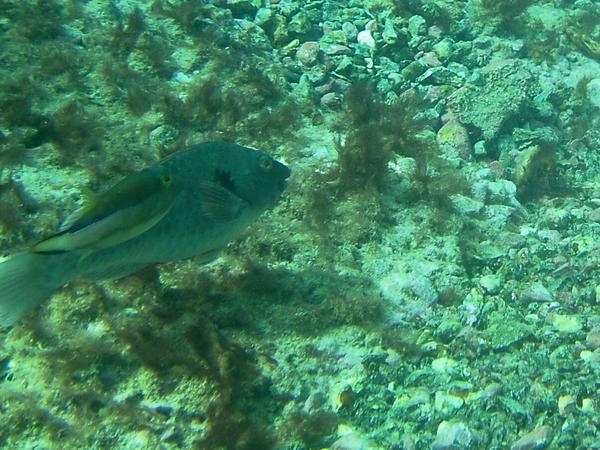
[197,181,248,222]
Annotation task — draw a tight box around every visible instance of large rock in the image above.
[448,59,540,140]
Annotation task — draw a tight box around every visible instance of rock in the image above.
[520,282,552,303]
[551,314,582,334]
[296,41,320,65]
[401,60,428,81]
[587,78,600,108]
[586,328,600,349]
[320,92,342,109]
[437,120,472,160]
[479,274,501,293]
[485,311,533,350]
[417,66,466,87]
[421,52,443,67]
[473,140,487,156]
[510,425,552,450]
[588,207,600,223]
[342,22,358,41]
[449,59,540,140]
[558,394,576,416]
[224,0,257,18]
[433,39,454,61]
[514,144,555,197]
[408,15,427,37]
[331,429,373,450]
[254,7,272,26]
[581,349,600,369]
[357,29,375,49]
[581,398,594,414]
[382,18,398,44]
[450,194,484,216]
[434,391,464,414]
[432,421,472,450]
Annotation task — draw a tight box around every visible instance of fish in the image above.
[0,141,291,326]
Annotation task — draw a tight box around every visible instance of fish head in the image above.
[209,144,291,211]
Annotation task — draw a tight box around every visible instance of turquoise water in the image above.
[1,0,600,448]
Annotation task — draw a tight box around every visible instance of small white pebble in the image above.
[581,398,594,414]
[357,30,375,49]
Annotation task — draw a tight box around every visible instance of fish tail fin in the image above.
[0,252,67,327]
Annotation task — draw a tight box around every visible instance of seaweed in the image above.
[37,98,103,162]
[152,0,216,39]
[475,0,535,32]
[158,62,298,142]
[185,319,276,450]
[333,81,468,206]
[0,75,45,128]
[135,31,175,78]
[111,7,146,57]
[4,0,67,42]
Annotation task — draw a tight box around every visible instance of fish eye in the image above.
[162,174,172,185]
[259,156,273,171]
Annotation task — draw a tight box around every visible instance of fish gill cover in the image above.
[0,0,599,449]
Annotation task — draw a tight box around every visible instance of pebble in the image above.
[479,274,501,294]
[510,425,552,450]
[434,391,464,414]
[520,282,552,303]
[320,92,342,109]
[342,21,358,41]
[421,52,443,67]
[357,29,375,49]
[551,314,582,334]
[254,7,272,26]
[331,431,373,450]
[432,421,472,450]
[587,207,600,223]
[322,43,352,56]
[581,398,594,414]
[408,15,427,37]
[296,41,320,66]
[586,328,600,349]
[417,66,466,87]
[558,394,576,416]
[433,38,454,61]
[586,78,600,108]
[437,119,472,160]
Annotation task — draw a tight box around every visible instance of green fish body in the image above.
[0,142,290,326]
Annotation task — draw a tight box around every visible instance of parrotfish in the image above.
[0,142,290,326]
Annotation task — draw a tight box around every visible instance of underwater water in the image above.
[1,0,600,448]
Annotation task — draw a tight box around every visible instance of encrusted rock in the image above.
[437,120,472,160]
[449,59,540,140]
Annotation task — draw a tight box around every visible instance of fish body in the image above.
[0,142,290,326]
